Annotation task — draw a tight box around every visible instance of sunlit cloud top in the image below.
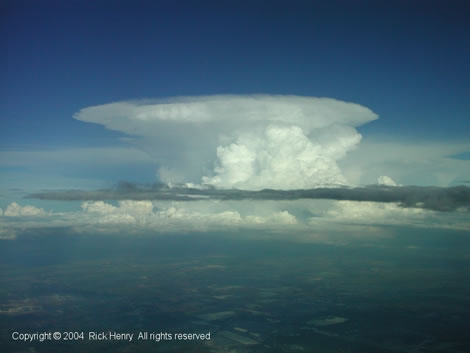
[74,95,378,190]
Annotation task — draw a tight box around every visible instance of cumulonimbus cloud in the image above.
[74,95,378,189]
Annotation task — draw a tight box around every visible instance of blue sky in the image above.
[1,1,470,237]
[2,0,469,150]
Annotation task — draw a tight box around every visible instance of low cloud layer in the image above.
[3,192,469,240]
[74,95,377,189]
[2,202,47,217]
[29,183,470,212]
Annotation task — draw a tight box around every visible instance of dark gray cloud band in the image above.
[28,183,470,212]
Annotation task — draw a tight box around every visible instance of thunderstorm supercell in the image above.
[2,2,470,353]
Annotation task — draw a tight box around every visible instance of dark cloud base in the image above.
[28,182,470,212]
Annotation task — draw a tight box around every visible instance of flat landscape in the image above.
[1,231,469,353]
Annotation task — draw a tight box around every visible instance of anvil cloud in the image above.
[74,95,378,189]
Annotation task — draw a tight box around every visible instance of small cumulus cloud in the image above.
[377,176,399,187]
[0,203,47,239]
[2,196,468,240]
[3,202,47,217]
[318,201,427,225]
[81,200,118,214]
[81,200,154,225]
[310,200,470,231]
[79,200,297,231]
[2,194,469,240]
